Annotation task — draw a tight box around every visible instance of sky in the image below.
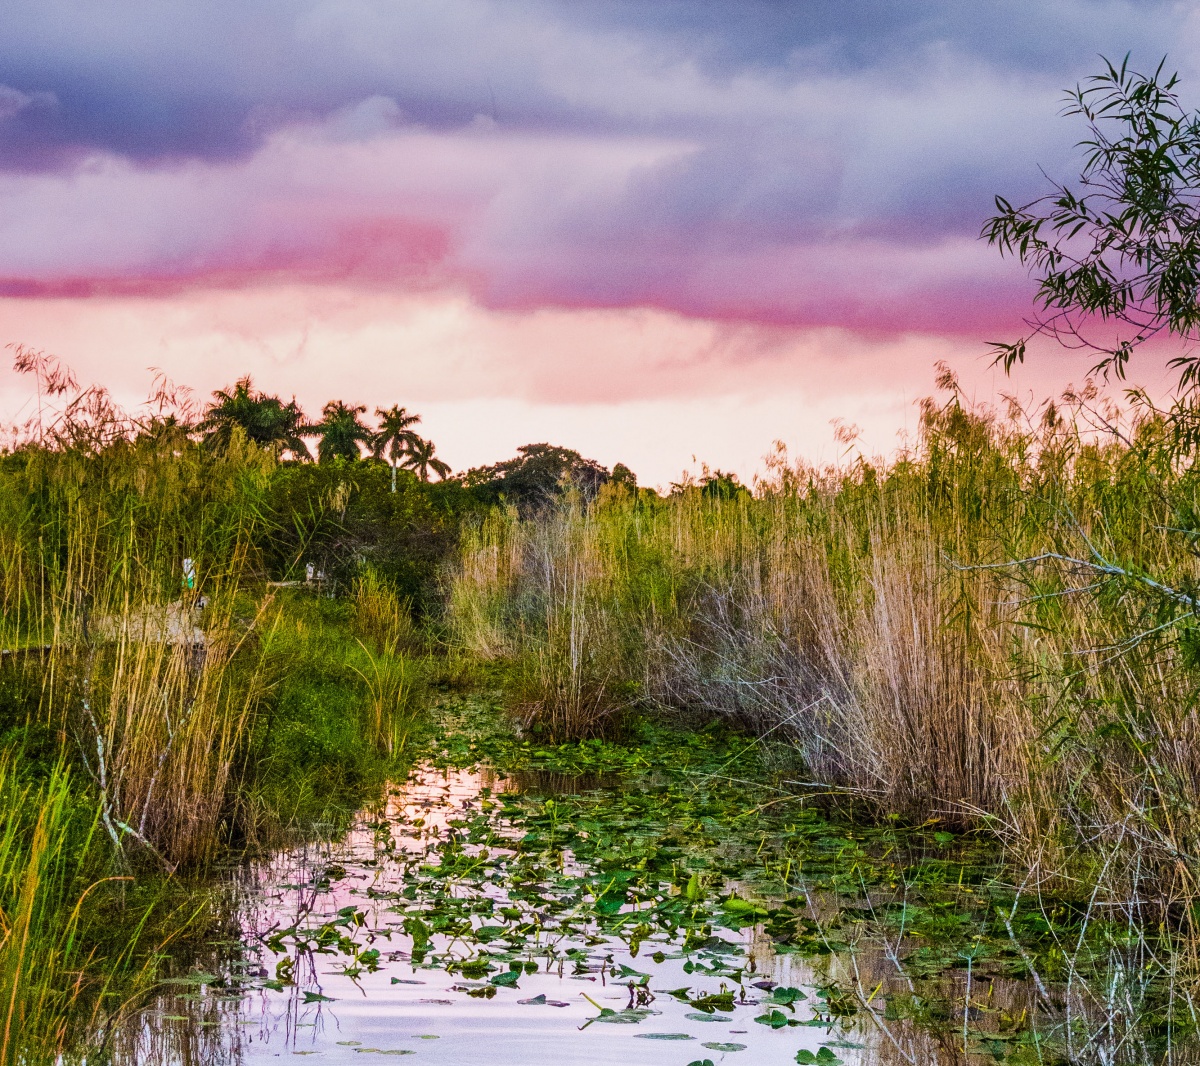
[0,0,1193,487]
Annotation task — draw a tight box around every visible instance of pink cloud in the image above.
[0,113,1037,338]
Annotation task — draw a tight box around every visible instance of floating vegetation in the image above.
[99,700,1200,1064]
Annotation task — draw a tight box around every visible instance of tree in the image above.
[402,435,451,482]
[309,400,373,464]
[464,443,609,510]
[373,405,422,493]
[985,56,1200,387]
[610,463,638,489]
[199,376,310,460]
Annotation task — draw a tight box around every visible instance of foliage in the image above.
[372,405,423,492]
[463,443,612,511]
[308,400,374,464]
[986,56,1200,387]
[402,434,452,482]
[447,369,1200,931]
[260,459,480,606]
[199,376,310,460]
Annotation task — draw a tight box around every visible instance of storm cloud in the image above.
[0,0,1191,333]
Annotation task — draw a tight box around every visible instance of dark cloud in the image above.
[0,0,1190,334]
[0,0,1184,167]
[551,0,1176,75]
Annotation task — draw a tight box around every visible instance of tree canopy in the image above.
[402,436,451,482]
[198,376,310,459]
[986,56,1200,388]
[309,400,374,464]
[464,443,612,509]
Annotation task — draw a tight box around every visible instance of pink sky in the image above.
[0,1,1193,485]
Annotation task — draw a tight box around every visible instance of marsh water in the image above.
[102,710,1167,1066]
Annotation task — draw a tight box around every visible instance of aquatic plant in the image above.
[446,372,1200,932]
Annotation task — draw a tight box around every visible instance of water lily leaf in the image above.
[770,987,807,1007]
[755,1009,797,1029]
[596,1008,653,1024]
[490,970,521,988]
[703,1044,747,1053]
[795,1049,842,1064]
[302,991,335,1003]
[519,994,548,1005]
[634,1033,694,1040]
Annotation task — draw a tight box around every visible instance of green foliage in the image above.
[308,400,374,463]
[986,56,1200,387]
[199,376,310,460]
[260,459,479,606]
[463,443,612,511]
[244,592,426,838]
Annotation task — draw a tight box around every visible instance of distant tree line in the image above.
[196,377,654,510]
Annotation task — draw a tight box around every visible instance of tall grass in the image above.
[0,415,276,868]
[447,374,1200,911]
[0,759,175,1066]
[352,568,423,754]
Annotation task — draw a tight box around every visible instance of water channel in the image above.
[103,712,1155,1066]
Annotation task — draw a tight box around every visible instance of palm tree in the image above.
[199,376,310,459]
[309,400,373,463]
[402,436,451,482]
[372,405,422,492]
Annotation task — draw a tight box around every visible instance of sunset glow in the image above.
[2,0,1195,482]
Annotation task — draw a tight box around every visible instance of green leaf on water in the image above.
[756,1009,797,1029]
[770,987,807,1008]
[160,972,219,986]
[490,970,521,988]
[796,1049,843,1064]
[686,1012,730,1023]
[703,1044,747,1053]
[634,1033,694,1040]
[302,991,335,1003]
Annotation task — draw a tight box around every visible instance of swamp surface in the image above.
[104,699,1175,1066]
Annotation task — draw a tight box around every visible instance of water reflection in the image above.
[106,762,1185,1066]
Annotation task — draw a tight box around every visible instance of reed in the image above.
[446,374,1200,914]
[0,758,172,1066]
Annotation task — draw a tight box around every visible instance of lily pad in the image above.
[634,1033,694,1040]
[703,1044,748,1053]
[490,970,521,988]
